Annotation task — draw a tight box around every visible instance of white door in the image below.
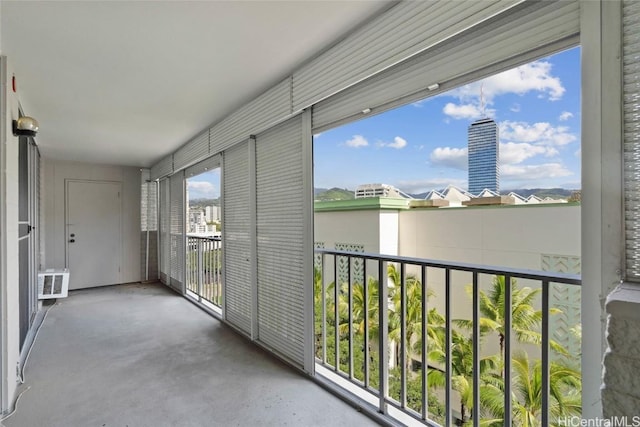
[66,180,122,289]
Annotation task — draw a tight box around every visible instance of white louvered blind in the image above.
[141,171,158,232]
[141,170,158,281]
[293,0,521,111]
[159,178,170,285]
[313,0,579,131]
[173,130,209,172]
[210,79,291,155]
[150,155,173,181]
[185,155,220,179]
[255,115,306,367]
[150,1,536,177]
[223,141,252,334]
[624,0,640,280]
[169,171,185,292]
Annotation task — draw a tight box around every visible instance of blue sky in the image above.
[314,46,581,194]
[187,169,220,200]
[187,47,580,199]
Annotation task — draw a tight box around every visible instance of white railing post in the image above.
[197,238,203,301]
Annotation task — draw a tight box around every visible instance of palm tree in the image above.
[387,264,439,370]
[334,265,427,369]
[427,327,499,425]
[454,275,567,361]
[336,276,380,338]
[478,351,581,426]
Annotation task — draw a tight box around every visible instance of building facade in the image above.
[468,118,499,194]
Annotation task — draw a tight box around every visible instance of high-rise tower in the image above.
[467,118,499,194]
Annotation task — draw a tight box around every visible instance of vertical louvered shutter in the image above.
[150,155,173,181]
[141,170,158,282]
[174,130,209,172]
[293,0,521,111]
[210,79,291,155]
[169,171,185,292]
[255,115,307,368]
[223,141,252,334]
[624,0,640,280]
[158,178,170,285]
[185,155,220,179]
[312,0,580,131]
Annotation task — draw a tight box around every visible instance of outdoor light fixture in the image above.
[12,116,39,137]
[427,83,440,91]
[362,108,372,114]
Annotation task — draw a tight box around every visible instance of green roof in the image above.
[314,197,410,212]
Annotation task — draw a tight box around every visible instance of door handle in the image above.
[69,239,75,243]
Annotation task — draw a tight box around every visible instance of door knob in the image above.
[69,239,75,243]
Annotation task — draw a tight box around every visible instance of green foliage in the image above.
[188,197,220,209]
[567,190,581,203]
[186,247,222,274]
[455,276,568,359]
[314,187,355,201]
[313,267,581,426]
[479,351,581,426]
[186,246,222,305]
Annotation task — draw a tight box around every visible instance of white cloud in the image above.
[430,142,559,171]
[559,111,574,121]
[499,121,576,146]
[395,178,467,194]
[187,181,218,198]
[442,61,566,121]
[500,142,558,165]
[430,147,468,170]
[313,132,323,138]
[501,163,573,180]
[345,135,368,148]
[450,61,565,104]
[378,136,408,149]
[443,102,483,120]
[574,147,581,158]
[389,136,407,149]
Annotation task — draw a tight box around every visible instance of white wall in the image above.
[1,56,23,410]
[379,211,399,256]
[398,205,581,269]
[41,159,141,284]
[315,204,580,270]
[314,209,382,253]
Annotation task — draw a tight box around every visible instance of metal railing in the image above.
[186,235,222,308]
[314,249,582,427]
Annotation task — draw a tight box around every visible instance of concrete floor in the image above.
[3,283,377,427]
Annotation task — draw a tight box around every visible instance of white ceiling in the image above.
[1,1,390,167]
